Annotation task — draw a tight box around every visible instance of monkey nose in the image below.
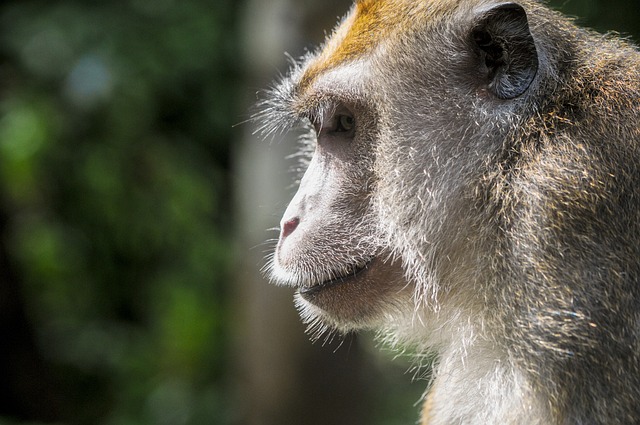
[281,217,300,239]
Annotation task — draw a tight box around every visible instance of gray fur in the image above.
[259,1,640,423]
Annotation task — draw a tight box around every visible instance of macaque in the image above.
[259,1,640,423]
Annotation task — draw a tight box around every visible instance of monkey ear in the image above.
[471,2,538,99]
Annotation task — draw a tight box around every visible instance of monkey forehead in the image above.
[298,0,453,92]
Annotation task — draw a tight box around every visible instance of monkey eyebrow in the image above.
[294,94,335,124]
[292,60,371,120]
[253,59,368,139]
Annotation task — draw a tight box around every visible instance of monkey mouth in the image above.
[299,259,374,298]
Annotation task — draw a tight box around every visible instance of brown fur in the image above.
[299,0,451,90]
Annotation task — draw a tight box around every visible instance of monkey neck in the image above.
[415,309,553,425]
[426,346,551,424]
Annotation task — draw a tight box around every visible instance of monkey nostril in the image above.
[281,217,300,239]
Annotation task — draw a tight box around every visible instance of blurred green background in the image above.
[0,1,636,424]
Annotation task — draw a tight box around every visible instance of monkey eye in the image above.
[317,110,355,137]
[335,114,355,132]
[308,104,356,139]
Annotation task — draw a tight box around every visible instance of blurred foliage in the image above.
[0,0,242,424]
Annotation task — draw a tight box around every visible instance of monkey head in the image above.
[259,0,539,335]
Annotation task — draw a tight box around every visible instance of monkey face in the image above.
[270,98,409,332]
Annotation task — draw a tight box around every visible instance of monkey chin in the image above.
[293,258,408,333]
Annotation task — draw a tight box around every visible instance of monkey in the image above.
[256,0,640,423]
